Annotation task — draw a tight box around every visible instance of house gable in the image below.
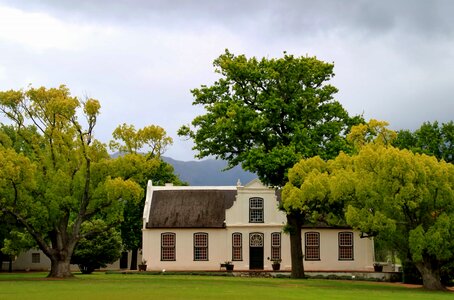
[226,179,286,226]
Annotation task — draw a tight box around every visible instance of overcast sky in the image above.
[0,0,453,161]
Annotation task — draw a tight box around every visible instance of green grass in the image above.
[0,272,452,300]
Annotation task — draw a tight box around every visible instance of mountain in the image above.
[162,156,257,186]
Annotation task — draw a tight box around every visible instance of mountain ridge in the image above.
[162,156,257,186]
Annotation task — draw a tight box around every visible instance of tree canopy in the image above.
[107,123,184,269]
[0,85,143,278]
[71,227,122,274]
[179,50,362,187]
[109,123,173,158]
[283,120,454,290]
[179,50,362,278]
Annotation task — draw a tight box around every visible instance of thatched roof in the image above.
[146,189,237,228]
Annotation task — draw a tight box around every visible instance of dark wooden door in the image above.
[119,251,128,269]
[249,233,264,270]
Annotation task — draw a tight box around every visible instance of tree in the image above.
[71,228,122,274]
[394,121,454,163]
[179,50,361,277]
[108,123,185,270]
[0,86,142,278]
[109,123,173,157]
[284,121,454,290]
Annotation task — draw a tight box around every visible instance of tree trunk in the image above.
[48,258,73,278]
[287,213,305,278]
[415,258,446,291]
[8,257,12,273]
[130,248,138,270]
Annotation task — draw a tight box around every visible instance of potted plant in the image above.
[224,261,234,271]
[268,258,282,271]
[138,259,147,271]
[373,262,383,272]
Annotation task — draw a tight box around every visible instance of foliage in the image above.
[109,123,172,157]
[283,120,454,290]
[179,50,362,279]
[71,228,122,274]
[0,85,143,278]
[108,154,184,253]
[108,124,184,269]
[394,121,454,163]
[179,49,362,187]
[282,151,359,226]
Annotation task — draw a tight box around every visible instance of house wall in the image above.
[5,249,55,271]
[142,179,375,272]
[142,227,374,272]
[142,226,288,271]
[302,229,374,271]
[5,249,141,272]
[226,179,286,226]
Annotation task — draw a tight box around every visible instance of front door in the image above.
[119,251,128,269]
[249,233,264,270]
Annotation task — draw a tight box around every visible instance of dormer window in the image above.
[249,197,264,223]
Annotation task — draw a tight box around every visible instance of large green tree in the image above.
[179,50,361,277]
[0,86,142,278]
[284,121,454,290]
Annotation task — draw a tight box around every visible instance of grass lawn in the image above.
[0,272,452,300]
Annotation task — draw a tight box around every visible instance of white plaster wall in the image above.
[226,179,287,226]
[7,249,141,272]
[143,228,229,271]
[7,249,53,271]
[226,226,291,271]
[143,228,374,272]
[302,229,374,271]
[142,180,374,272]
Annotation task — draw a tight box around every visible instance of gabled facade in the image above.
[142,179,375,271]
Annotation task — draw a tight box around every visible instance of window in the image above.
[249,197,264,223]
[232,233,242,261]
[305,232,320,261]
[271,232,281,261]
[31,253,40,264]
[194,233,208,261]
[339,232,354,260]
[249,232,264,247]
[161,232,176,261]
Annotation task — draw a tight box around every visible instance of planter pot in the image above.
[272,263,280,271]
[226,264,234,271]
[374,265,383,272]
[138,264,147,271]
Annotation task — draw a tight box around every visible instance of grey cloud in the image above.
[1,0,453,160]
[3,0,454,45]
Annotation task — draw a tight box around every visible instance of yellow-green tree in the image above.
[283,120,454,290]
[0,86,142,278]
[108,123,184,270]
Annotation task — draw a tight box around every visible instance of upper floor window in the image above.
[338,232,354,261]
[232,233,242,261]
[249,197,264,223]
[305,232,320,261]
[271,232,281,261]
[194,232,208,261]
[161,232,176,261]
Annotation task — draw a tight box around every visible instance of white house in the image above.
[142,179,375,271]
